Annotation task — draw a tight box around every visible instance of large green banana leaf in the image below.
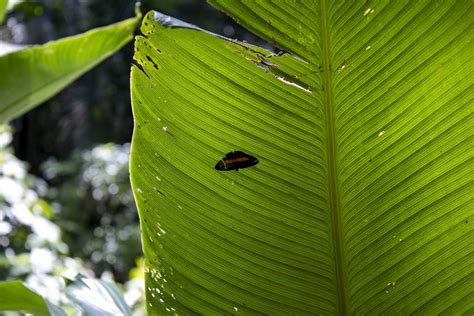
[0,8,140,123]
[130,1,473,314]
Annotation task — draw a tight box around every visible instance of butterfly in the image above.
[215,151,259,171]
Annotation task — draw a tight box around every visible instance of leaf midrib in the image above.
[320,0,349,314]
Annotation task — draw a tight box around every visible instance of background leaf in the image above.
[66,275,132,316]
[0,9,140,123]
[130,1,473,314]
[0,0,7,23]
[0,280,64,316]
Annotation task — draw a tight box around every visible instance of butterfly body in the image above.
[215,151,259,171]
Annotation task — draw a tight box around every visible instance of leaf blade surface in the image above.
[0,13,140,122]
[131,1,474,314]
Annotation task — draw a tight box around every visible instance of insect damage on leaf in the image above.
[215,151,259,171]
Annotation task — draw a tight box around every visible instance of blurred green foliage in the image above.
[0,124,84,307]
[0,125,145,312]
[42,143,140,282]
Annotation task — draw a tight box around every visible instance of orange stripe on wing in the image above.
[224,157,250,164]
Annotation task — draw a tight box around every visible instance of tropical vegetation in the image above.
[1,0,472,314]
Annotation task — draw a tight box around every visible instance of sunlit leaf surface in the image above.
[0,0,7,23]
[130,1,473,314]
[0,11,140,123]
[0,0,8,23]
[0,280,63,316]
